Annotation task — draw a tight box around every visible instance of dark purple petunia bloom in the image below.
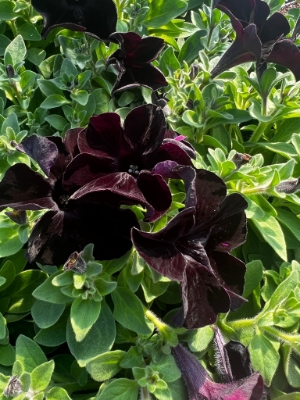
[172,340,264,400]
[0,133,151,265]
[31,0,117,40]
[75,104,194,221]
[132,169,247,328]
[107,32,168,93]
[211,0,300,80]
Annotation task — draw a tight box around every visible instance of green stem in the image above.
[249,121,268,143]
[226,318,256,330]
[145,310,167,332]
[139,386,152,400]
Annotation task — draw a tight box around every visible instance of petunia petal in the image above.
[259,12,290,43]
[181,258,230,328]
[0,164,55,211]
[17,135,58,176]
[32,0,117,40]
[63,153,117,193]
[266,39,300,81]
[27,204,138,265]
[123,104,166,158]
[79,112,123,157]
[137,171,171,221]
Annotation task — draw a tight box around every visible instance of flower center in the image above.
[59,194,70,208]
[128,165,140,176]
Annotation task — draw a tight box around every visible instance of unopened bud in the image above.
[232,152,252,169]
[4,376,22,398]
[275,178,300,194]
[6,64,15,78]
[5,210,27,225]
[64,251,87,274]
[189,64,200,80]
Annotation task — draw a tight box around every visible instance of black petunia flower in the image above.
[75,104,194,221]
[0,133,151,265]
[172,340,264,400]
[31,0,117,40]
[211,0,300,80]
[132,169,247,328]
[107,32,168,93]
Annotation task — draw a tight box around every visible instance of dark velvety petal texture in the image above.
[27,204,138,265]
[225,341,254,380]
[79,113,123,157]
[123,104,166,158]
[31,0,117,40]
[193,169,227,224]
[216,0,256,27]
[0,164,55,211]
[70,172,152,212]
[267,39,300,81]
[259,12,290,43]
[63,153,117,193]
[181,259,230,328]
[137,171,172,221]
[17,135,58,176]
[172,344,264,400]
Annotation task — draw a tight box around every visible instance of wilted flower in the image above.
[3,376,22,398]
[132,169,247,328]
[0,133,150,265]
[211,0,300,80]
[275,178,300,194]
[107,32,168,93]
[31,0,117,40]
[77,104,194,221]
[172,341,264,400]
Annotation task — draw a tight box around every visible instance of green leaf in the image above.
[31,300,65,329]
[45,115,68,131]
[2,270,47,314]
[40,94,70,109]
[32,272,73,305]
[283,346,300,388]
[0,34,11,56]
[34,312,67,347]
[259,67,277,99]
[249,330,280,386]
[0,227,23,258]
[187,326,214,352]
[31,361,54,392]
[97,378,139,400]
[86,350,126,381]
[71,298,102,342]
[159,47,180,76]
[0,313,6,340]
[5,35,26,65]
[151,354,181,383]
[144,0,188,27]
[243,260,264,298]
[67,301,115,367]
[0,1,16,21]
[112,287,152,335]
[0,260,15,292]
[46,387,71,400]
[250,213,287,261]
[16,335,47,373]
[70,90,89,106]
[27,48,46,66]
[18,23,41,41]
[0,343,15,366]
[178,30,206,64]
[263,271,300,314]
